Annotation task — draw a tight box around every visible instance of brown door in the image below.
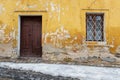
[20,16,42,57]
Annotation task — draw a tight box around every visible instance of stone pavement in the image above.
[0,67,79,80]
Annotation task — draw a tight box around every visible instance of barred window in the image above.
[86,13,104,41]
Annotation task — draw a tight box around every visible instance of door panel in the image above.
[21,25,32,49]
[32,24,41,56]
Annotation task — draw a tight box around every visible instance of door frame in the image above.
[18,15,42,57]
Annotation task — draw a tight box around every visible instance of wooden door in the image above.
[20,16,42,57]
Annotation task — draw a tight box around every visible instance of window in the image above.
[86,13,104,41]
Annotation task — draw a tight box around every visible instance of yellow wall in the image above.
[0,0,120,57]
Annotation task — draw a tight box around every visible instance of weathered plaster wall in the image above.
[0,0,120,61]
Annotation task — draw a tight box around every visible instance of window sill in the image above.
[85,41,111,47]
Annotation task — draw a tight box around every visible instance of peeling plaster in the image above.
[43,26,74,48]
[16,0,38,10]
[43,38,118,62]
[47,2,61,22]
[16,0,21,6]
[0,24,7,43]
[50,2,56,12]
[0,4,5,14]
[27,4,37,9]
[0,43,13,57]
[0,30,4,42]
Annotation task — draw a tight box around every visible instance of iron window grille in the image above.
[86,13,104,41]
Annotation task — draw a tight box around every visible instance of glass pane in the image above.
[95,16,103,41]
[87,15,94,41]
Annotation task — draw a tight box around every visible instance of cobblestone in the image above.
[0,67,79,80]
